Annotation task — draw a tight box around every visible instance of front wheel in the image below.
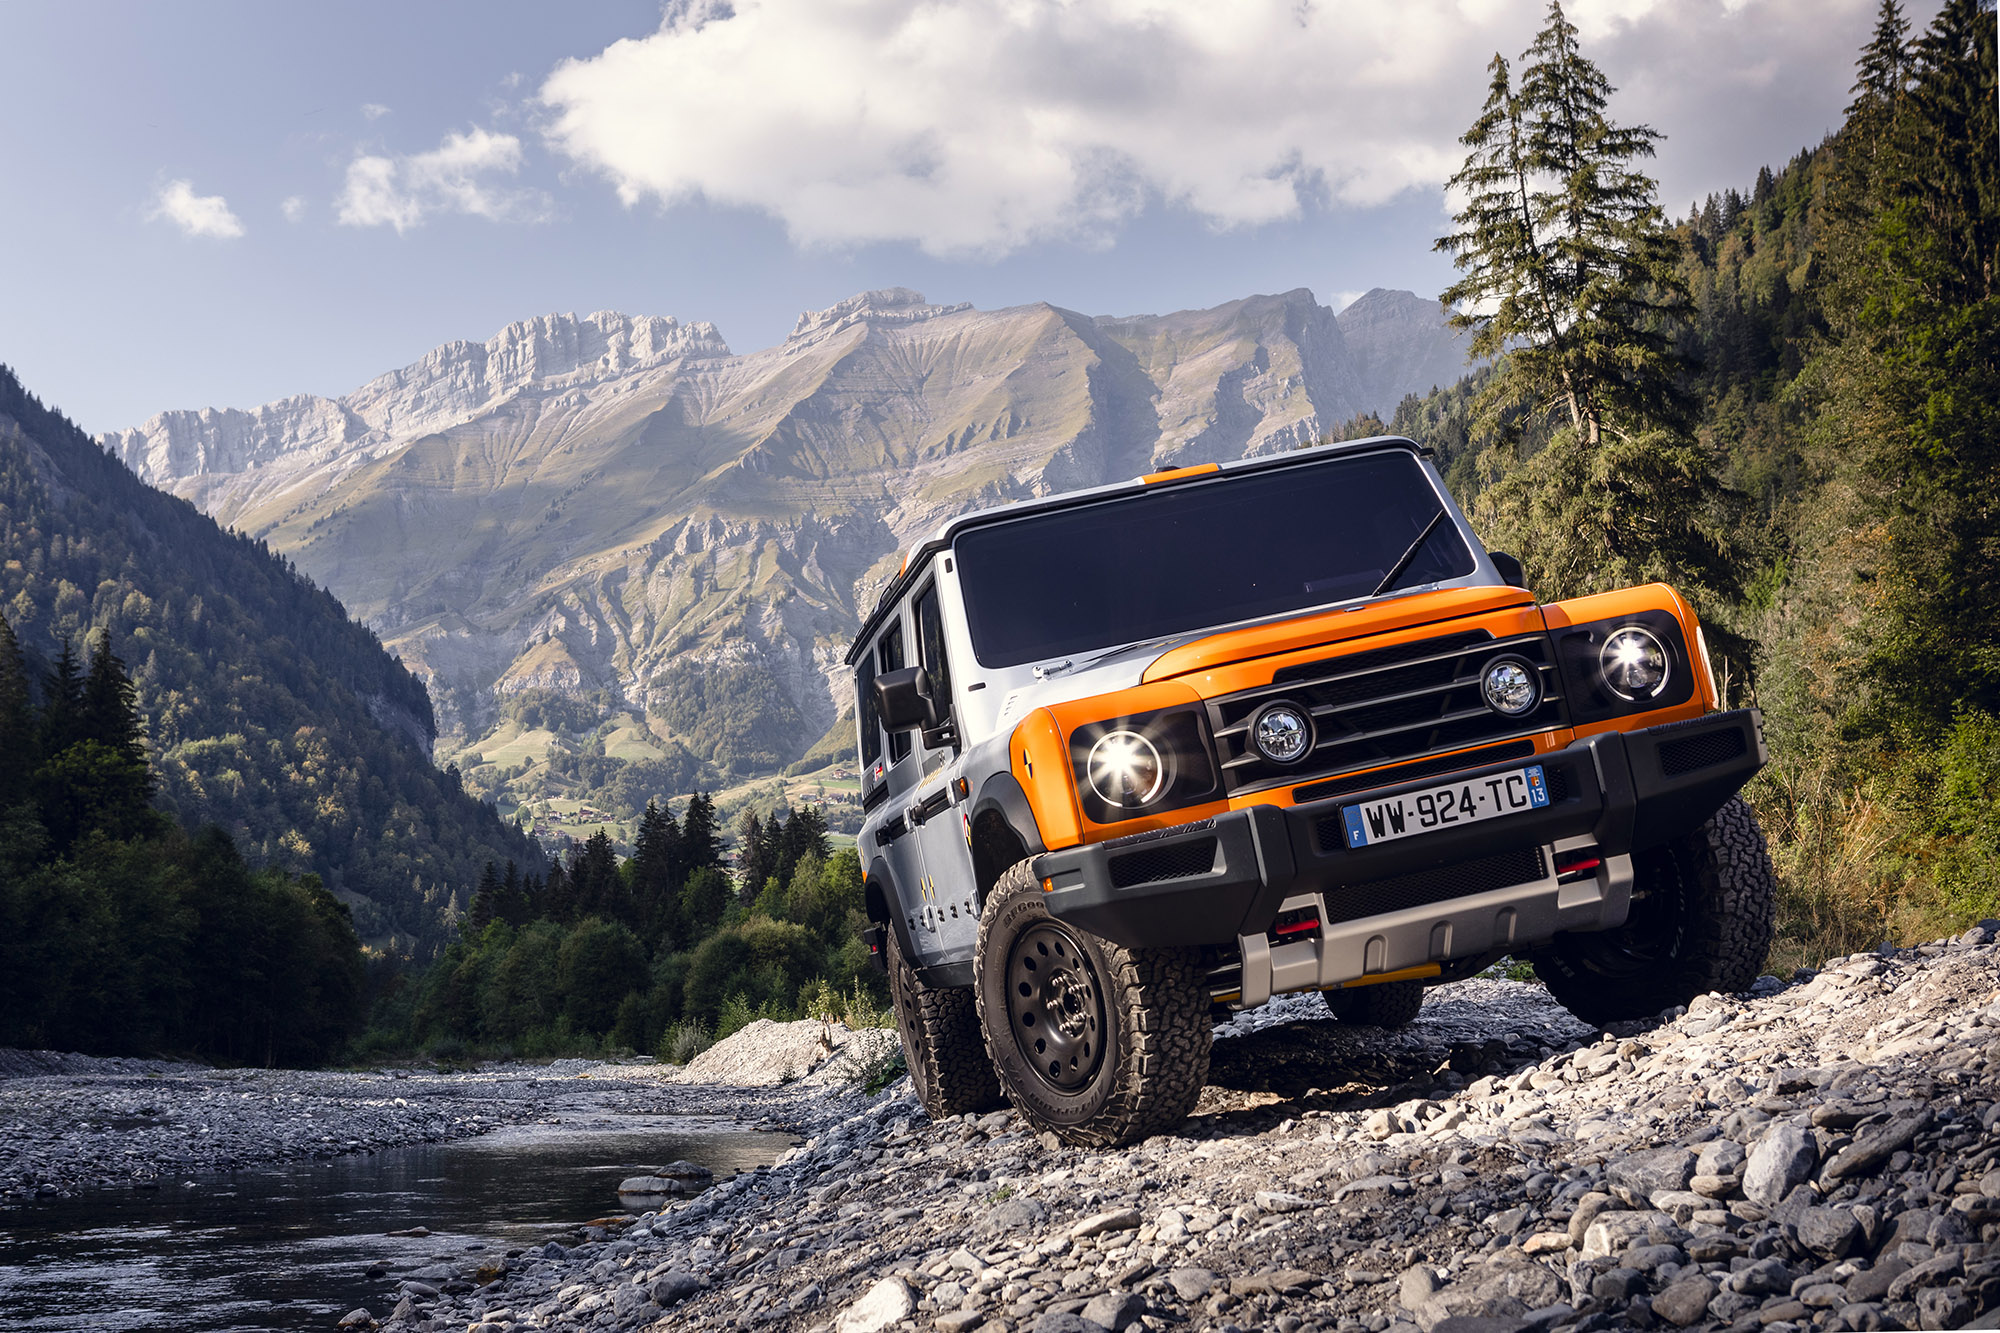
[975,863,1211,1147]
[1534,795,1777,1025]
[887,925,1002,1119]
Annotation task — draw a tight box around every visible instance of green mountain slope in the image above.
[0,367,540,952]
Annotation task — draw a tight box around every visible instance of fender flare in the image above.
[968,772,1046,908]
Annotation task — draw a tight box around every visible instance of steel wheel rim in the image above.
[1008,920,1106,1092]
[1583,847,1691,977]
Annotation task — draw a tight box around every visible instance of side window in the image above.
[855,649,882,767]
[879,621,911,763]
[916,585,953,728]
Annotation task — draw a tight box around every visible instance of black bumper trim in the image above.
[1033,709,1765,951]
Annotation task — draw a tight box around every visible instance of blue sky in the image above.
[0,0,1927,435]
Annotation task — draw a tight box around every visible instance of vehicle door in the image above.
[907,580,979,964]
[867,616,930,949]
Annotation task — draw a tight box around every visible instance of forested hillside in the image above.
[0,368,541,952]
[1397,0,1998,968]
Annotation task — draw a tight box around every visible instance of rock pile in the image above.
[377,927,2000,1333]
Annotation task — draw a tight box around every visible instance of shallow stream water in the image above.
[0,1112,791,1331]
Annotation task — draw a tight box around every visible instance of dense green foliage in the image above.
[648,659,811,776]
[0,369,541,951]
[378,800,884,1059]
[1411,0,2000,967]
[0,622,365,1063]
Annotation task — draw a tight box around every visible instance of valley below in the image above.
[8,931,2000,1333]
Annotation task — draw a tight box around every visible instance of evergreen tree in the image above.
[681,791,720,873]
[498,860,528,927]
[1438,0,1692,446]
[466,862,501,934]
[630,800,681,944]
[1849,0,1912,119]
[0,614,34,810]
[37,636,84,759]
[1813,0,2000,737]
[735,810,767,903]
[80,631,147,769]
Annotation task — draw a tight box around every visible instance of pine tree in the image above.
[499,860,528,926]
[630,800,681,944]
[1849,0,1912,119]
[1437,0,1726,600]
[681,791,720,873]
[81,631,147,768]
[1817,0,2000,736]
[735,810,767,904]
[37,636,84,758]
[466,862,501,934]
[0,614,34,810]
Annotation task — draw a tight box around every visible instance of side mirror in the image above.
[874,667,939,732]
[1490,551,1528,590]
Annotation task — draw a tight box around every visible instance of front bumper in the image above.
[1032,709,1766,998]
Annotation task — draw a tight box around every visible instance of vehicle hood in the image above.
[1139,585,1537,683]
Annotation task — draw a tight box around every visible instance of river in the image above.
[0,1111,792,1331]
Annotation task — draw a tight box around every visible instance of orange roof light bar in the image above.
[1140,463,1221,485]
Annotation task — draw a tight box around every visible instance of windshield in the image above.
[955,450,1477,669]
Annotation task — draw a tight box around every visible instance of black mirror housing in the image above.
[1490,551,1528,591]
[874,667,939,732]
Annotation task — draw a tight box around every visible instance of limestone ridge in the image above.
[1335,288,1478,417]
[101,288,1472,780]
[104,311,730,491]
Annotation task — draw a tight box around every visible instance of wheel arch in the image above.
[970,773,1045,910]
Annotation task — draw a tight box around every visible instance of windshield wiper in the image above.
[1371,508,1449,598]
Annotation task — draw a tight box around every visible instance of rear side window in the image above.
[879,621,910,763]
[855,650,881,766]
[915,585,952,724]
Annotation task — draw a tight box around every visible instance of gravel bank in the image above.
[371,928,2000,1333]
[0,1052,806,1206]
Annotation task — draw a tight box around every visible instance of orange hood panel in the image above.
[1141,586,1536,683]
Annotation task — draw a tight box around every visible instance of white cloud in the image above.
[361,102,392,120]
[538,0,1904,257]
[280,195,307,223]
[145,179,245,239]
[335,127,552,233]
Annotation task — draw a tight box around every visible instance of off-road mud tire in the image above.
[1319,978,1426,1027]
[975,862,1210,1147]
[887,925,1003,1119]
[1535,795,1777,1026]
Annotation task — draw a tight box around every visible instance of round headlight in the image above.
[1086,730,1166,807]
[1481,658,1541,716]
[1252,702,1314,764]
[1601,626,1669,699]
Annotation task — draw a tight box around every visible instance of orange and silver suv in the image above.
[851,437,1776,1145]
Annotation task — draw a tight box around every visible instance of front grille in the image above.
[1320,847,1548,923]
[1658,727,1747,776]
[1292,740,1537,804]
[1210,630,1567,795]
[1108,839,1218,888]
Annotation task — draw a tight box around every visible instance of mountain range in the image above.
[102,286,1471,806]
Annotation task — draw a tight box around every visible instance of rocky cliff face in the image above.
[1336,287,1479,417]
[104,287,1470,778]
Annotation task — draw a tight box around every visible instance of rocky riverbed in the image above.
[359,927,2000,1333]
[0,1051,810,1206]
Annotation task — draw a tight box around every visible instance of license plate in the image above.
[1339,764,1549,848]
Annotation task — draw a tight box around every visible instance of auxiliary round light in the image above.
[1601,626,1669,700]
[1087,730,1166,807]
[1481,658,1541,716]
[1252,702,1314,764]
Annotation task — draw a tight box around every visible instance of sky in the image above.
[0,0,1928,436]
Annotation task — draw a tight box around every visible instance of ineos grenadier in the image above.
[850,437,1776,1146]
